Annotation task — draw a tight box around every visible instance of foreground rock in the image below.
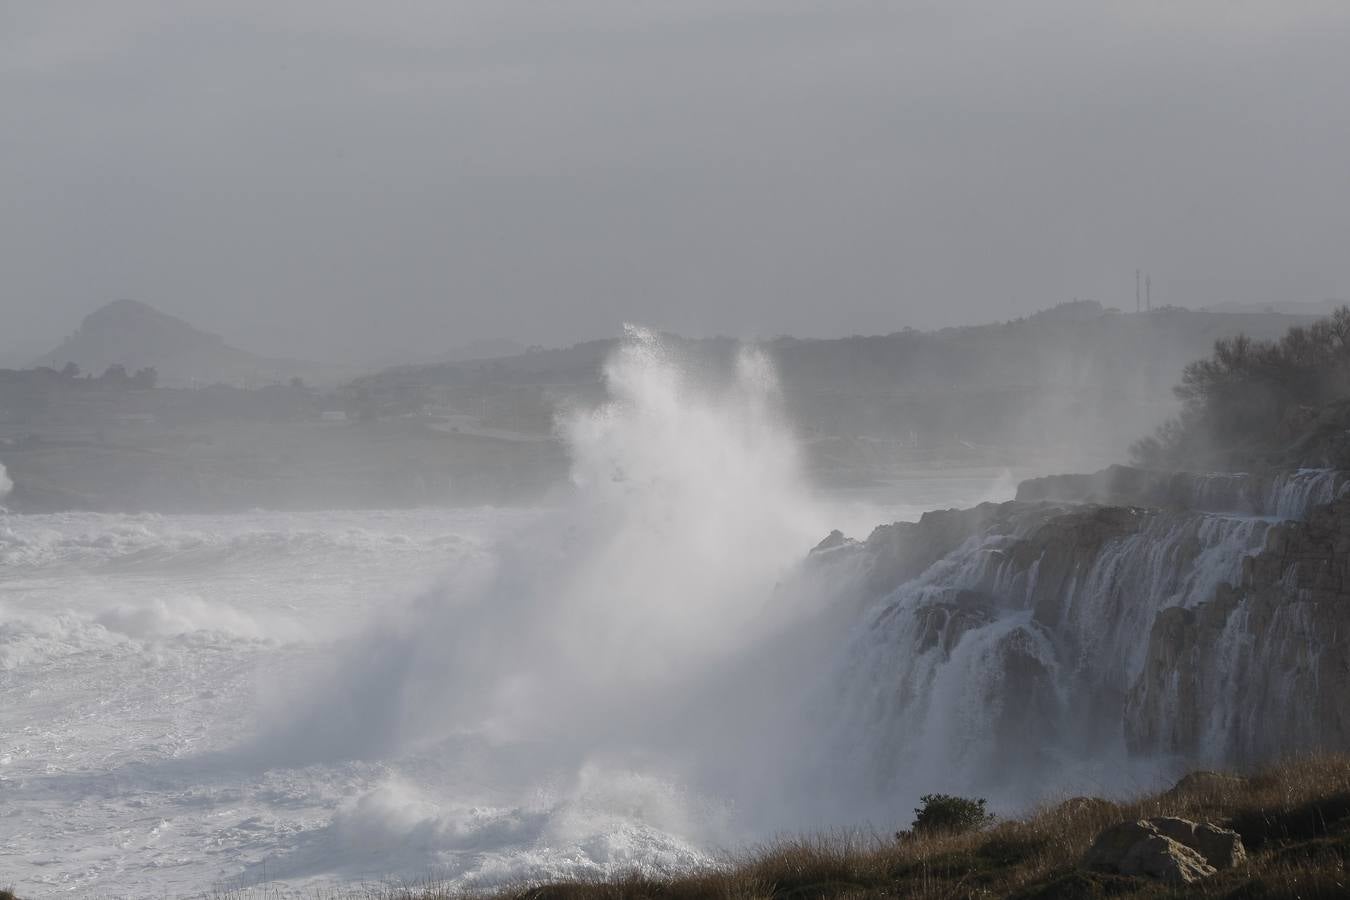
[1083,817,1246,883]
[1150,817,1247,870]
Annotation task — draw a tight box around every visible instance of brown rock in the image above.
[1083,818,1241,884]
[1150,816,1246,870]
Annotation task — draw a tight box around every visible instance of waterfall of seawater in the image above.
[797,469,1342,818]
[1183,467,1343,518]
[240,331,1343,877]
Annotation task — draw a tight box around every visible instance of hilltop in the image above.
[31,299,352,387]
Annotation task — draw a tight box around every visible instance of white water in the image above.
[808,467,1347,822]
[0,330,1014,897]
[4,330,1334,897]
[1185,467,1342,519]
[813,510,1274,821]
[1265,468,1343,520]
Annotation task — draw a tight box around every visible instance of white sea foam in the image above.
[241,326,845,868]
[0,457,12,503]
[12,328,1240,897]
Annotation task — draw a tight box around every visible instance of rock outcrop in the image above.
[1082,817,1245,883]
[1127,494,1350,762]
[1017,464,1344,520]
[1149,817,1247,870]
[1083,820,1216,883]
[818,465,1350,795]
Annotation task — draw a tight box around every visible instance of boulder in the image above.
[1150,816,1246,870]
[1083,817,1245,883]
[1083,820,1215,883]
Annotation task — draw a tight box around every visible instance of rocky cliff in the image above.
[1128,492,1350,763]
[812,465,1350,804]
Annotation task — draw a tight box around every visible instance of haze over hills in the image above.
[9,299,1350,897]
[352,301,1326,475]
[2,298,1337,512]
[30,299,355,387]
[1201,298,1350,317]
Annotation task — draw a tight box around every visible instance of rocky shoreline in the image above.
[811,465,1350,791]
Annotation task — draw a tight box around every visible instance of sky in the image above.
[3,1,1349,365]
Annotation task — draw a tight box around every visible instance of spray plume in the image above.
[249,326,841,790]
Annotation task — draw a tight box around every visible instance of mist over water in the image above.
[11,2,1350,891]
[12,324,1283,895]
[0,328,1027,894]
[247,326,862,840]
[5,324,1316,895]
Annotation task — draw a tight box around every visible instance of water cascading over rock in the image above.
[807,466,1350,812]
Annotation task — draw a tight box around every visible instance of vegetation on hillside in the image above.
[0,361,157,389]
[1132,307,1350,471]
[907,793,997,838]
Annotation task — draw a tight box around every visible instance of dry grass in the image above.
[42,755,1350,900]
[443,753,1350,900]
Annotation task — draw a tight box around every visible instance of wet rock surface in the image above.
[1127,494,1350,762]
[835,466,1350,788]
[1017,464,1345,519]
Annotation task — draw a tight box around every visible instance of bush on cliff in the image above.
[1132,306,1350,470]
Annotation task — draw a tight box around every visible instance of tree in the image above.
[1131,306,1350,469]
[100,364,130,386]
[131,367,158,389]
[60,362,80,380]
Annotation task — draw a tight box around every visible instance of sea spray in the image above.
[802,501,1297,825]
[0,458,12,505]
[244,327,1335,876]
[5,344,1343,891]
[247,326,846,787]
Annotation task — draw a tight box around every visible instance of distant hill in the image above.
[442,338,529,362]
[32,300,354,387]
[347,302,1330,469]
[1202,299,1349,317]
[356,302,1321,399]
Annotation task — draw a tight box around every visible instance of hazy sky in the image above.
[4,1,1349,364]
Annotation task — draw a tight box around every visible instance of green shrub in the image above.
[911,793,996,836]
